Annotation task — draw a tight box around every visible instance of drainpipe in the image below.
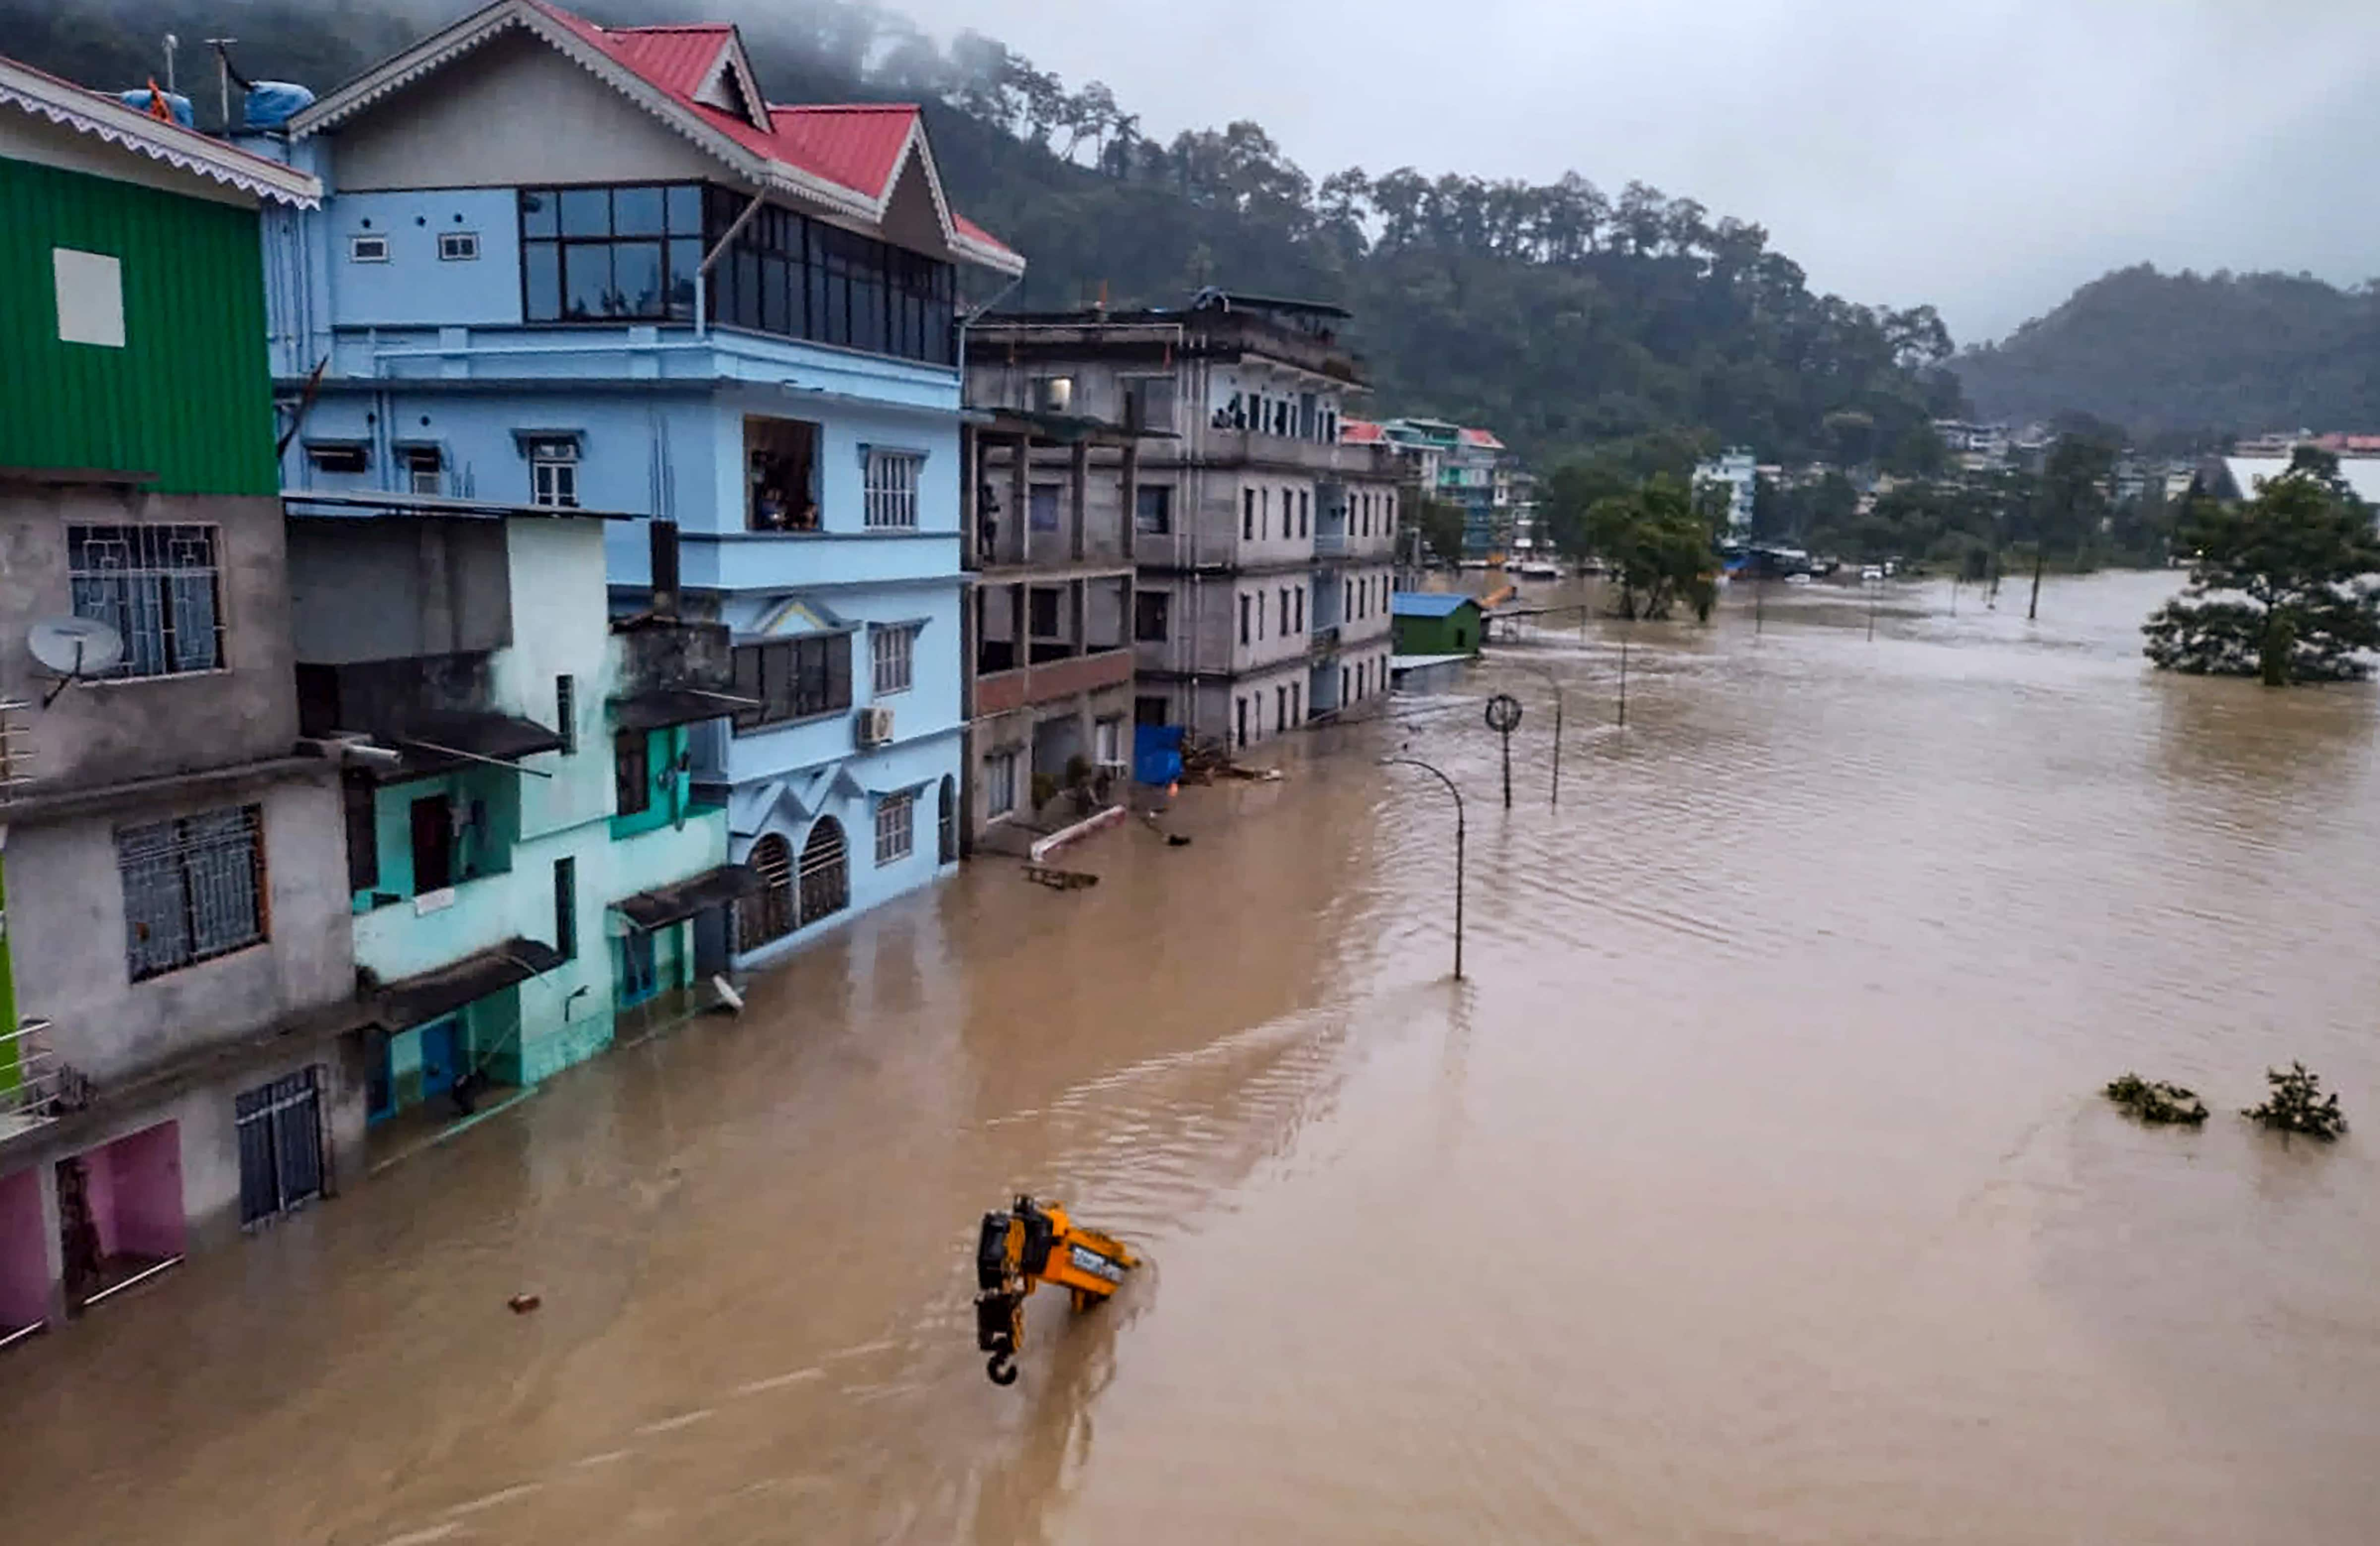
[694,193,766,343]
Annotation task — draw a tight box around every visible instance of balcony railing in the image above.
[1313,531,1349,556]
[0,1017,86,1138]
[1309,625,1342,654]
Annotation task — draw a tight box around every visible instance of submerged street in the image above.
[6,570,2380,1544]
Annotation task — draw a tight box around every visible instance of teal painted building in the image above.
[291,507,746,1118]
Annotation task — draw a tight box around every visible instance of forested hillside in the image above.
[1958,265,2380,440]
[6,0,1963,465]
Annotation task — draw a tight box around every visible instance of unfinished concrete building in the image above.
[966,293,1401,755]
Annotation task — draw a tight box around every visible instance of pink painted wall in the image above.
[86,1122,185,1260]
[0,1166,46,1329]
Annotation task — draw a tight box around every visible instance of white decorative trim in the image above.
[0,61,320,208]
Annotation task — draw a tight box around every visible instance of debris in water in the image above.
[2102,1073,2208,1126]
[1024,864,1097,891]
[508,1293,542,1313]
[2242,1062,2347,1139]
[1166,833,1192,847]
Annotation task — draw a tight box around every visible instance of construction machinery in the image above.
[974,1195,1138,1385]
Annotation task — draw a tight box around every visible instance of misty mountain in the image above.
[1955,265,2380,440]
[4,0,1961,466]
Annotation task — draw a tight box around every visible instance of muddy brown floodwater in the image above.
[6,570,2380,1544]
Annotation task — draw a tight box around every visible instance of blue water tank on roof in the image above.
[242,82,315,129]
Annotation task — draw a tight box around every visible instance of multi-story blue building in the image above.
[250,0,1022,965]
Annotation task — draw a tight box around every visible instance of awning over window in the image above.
[373,937,565,1030]
[365,711,566,783]
[610,688,744,732]
[610,864,764,932]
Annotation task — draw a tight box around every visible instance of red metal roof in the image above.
[524,0,1012,258]
[1340,418,1386,445]
[1457,427,1504,449]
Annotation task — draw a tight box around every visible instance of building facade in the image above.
[247,0,1019,965]
[958,409,1138,851]
[969,294,1400,751]
[1377,417,1513,561]
[0,61,362,1340]
[1694,447,1758,540]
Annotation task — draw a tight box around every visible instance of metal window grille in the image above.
[737,833,796,950]
[119,805,266,980]
[871,624,915,696]
[68,525,225,679]
[874,792,914,866]
[798,818,848,924]
[863,449,922,529]
[987,751,1017,817]
[236,1068,324,1227]
[403,445,442,495]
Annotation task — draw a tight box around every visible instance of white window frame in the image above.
[870,623,917,697]
[349,234,389,263]
[875,790,915,866]
[1094,717,1122,766]
[527,437,580,509]
[863,448,924,530]
[986,750,1018,818]
[437,231,480,262]
[401,444,442,495]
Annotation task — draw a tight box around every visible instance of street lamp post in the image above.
[1484,693,1522,810]
[1513,661,1563,808]
[1382,756,1465,981]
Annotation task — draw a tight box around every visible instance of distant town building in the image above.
[2193,456,2380,515]
[1375,419,1514,560]
[0,57,352,1335]
[1694,448,1758,538]
[969,293,1401,752]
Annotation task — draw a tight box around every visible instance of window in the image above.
[526,436,579,508]
[1095,717,1122,766]
[1134,591,1170,642]
[304,442,368,475]
[68,524,224,678]
[438,231,480,262]
[348,234,388,263]
[799,818,849,923]
[555,675,577,755]
[410,794,454,893]
[1295,587,1306,633]
[1239,594,1250,646]
[871,624,916,696]
[699,187,955,365]
[1342,665,1350,704]
[730,633,854,729]
[1123,375,1177,432]
[746,416,819,531]
[1134,484,1173,535]
[987,750,1018,818]
[1278,588,1290,634]
[402,444,442,495]
[1275,686,1287,730]
[938,775,956,864]
[1028,482,1062,533]
[1291,683,1302,724]
[552,856,577,961]
[519,183,702,322]
[1028,588,1061,638]
[875,791,914,866]
[1299,490,1310,537]
[1242,489,1254,541]
[53,248,125,347]
[1135,695,1169,727]
[614,729,652,816]
[1261,487,1271,540]
[864,448,923,529]
[1235,697,1248,748]
[738,833,796,950]
[118,805,265,980]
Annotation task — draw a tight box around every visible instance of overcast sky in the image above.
[878,0,2380,346]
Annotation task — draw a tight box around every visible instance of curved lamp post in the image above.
[1382,755,1465,981]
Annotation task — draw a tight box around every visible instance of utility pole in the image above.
[162,33,178,93]
[1514,661,1563,808]
[1616,623,1630,729]
[205,38,238,131]
[1382,757,1465,981]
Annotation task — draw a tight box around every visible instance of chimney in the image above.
[649,520,680,618]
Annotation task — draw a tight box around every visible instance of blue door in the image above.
[419,1018,461,1101]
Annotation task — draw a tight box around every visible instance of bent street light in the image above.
[1511,660,1563,809]
[1382,755,1465,981]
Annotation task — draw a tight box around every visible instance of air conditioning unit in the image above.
[855,704,895,748]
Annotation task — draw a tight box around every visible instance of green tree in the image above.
[2022,433,2117,617]
[1411,497,1466,565]
[2142,452,2380,684]
[1585,474,1718,621]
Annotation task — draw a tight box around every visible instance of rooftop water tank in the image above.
[119,88,195,127]
[242,81,315,130]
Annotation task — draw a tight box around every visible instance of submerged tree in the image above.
[1583,474,1719,622]
[2142,450,2380,684]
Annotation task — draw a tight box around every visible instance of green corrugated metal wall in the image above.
[0,157,278,495]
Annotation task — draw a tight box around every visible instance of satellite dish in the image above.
[28,617,124,705]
